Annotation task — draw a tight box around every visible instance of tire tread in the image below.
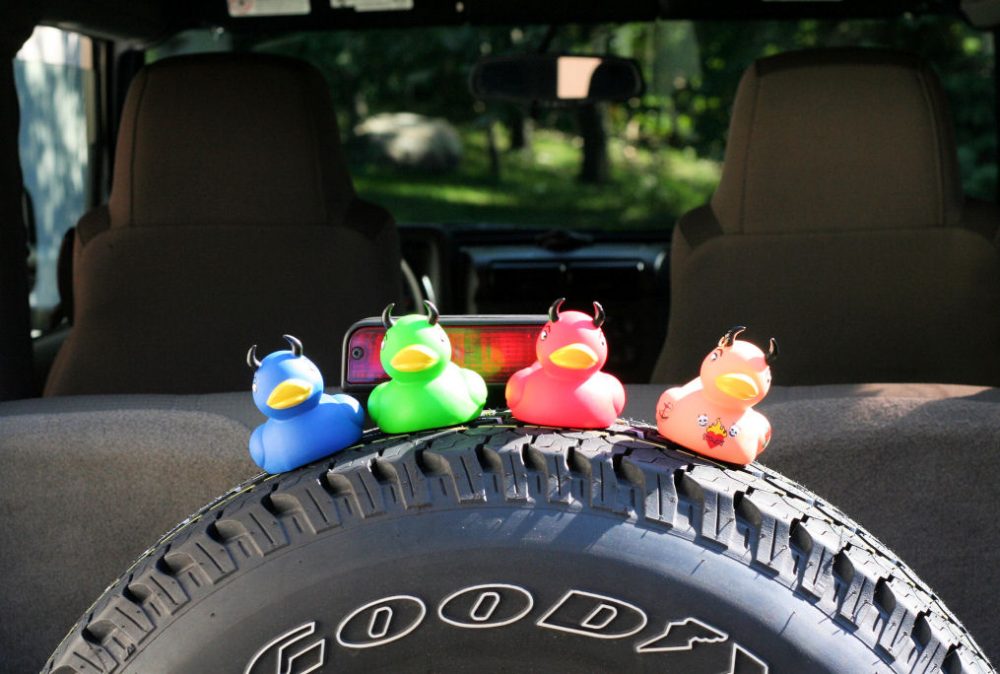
[44,418,993,674]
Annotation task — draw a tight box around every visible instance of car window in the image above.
[15,26,94,333]
[154,17,996,232]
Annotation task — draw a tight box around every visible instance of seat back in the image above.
[45,53,401,395]
[654,48,1000,386]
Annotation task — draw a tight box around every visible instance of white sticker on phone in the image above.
[228,0,310,17]
[331,0,414,12]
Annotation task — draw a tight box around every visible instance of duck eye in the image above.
[710,350,721,361]
[540,329,548,341]
[252,381,257,393]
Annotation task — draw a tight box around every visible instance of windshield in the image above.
[157,17,995,231]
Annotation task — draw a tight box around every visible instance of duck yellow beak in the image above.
[715,373,760,400]
[549,343,599,369]
[266,378,314,409]
[391,344,440,372]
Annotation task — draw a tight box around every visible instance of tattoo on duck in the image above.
[704,417,727,448]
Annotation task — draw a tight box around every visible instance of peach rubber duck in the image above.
[655,326,777,465]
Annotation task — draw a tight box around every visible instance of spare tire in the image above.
[45,417,992,673]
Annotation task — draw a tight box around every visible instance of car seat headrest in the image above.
[711,48,963,235]
[109,52,356,228]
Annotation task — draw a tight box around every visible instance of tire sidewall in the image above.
[128,503,883,673]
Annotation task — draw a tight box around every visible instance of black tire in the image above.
[45,416,992,673]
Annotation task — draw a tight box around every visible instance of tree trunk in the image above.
[486,119,501,182]
[507,108,531,151]
[578,104,609,184]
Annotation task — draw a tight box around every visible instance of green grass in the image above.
[351,127,720,231]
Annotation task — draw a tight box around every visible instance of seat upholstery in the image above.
[653,48,1000,386]
[44,53,401,395]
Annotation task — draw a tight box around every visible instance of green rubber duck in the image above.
[368,301,487,434]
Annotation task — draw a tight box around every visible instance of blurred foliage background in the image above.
[251,17,996,229]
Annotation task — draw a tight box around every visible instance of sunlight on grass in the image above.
[352,126,721,230]
[365,180,521,207]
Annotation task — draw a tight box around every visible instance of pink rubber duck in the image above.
[506,298,626,429]
[656,326,777,464]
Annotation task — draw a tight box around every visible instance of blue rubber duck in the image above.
[247,335,364,474]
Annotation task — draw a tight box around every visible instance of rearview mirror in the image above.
[470,54,644,105]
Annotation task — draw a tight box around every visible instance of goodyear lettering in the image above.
[247,585,768,674]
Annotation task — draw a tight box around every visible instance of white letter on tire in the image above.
[536,590,647,639]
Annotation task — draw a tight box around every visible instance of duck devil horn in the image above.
[381,303,396,329]
[719,325,747,348]
[766,337,779,365]
[592,301,606,328]
[548,297,566,323]
[284,334,303,357]
[246,345,261,370]
[424,300,440,325]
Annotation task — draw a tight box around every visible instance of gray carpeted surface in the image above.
[2,385,998,670]
[759,389,1000,666]
[0,397,260,673]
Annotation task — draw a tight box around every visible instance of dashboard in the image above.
[400,224,671,383]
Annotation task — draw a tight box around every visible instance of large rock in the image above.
[353,112,462,172]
